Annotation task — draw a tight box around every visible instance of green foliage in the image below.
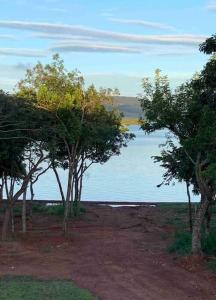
[206,259,216,273]
[0,276,97,300]
[200,34,216,54]
[168,231,192,255]
[169,230,216,257]
[32,204,65,216]
[202,231,216,256]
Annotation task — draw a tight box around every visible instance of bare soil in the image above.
[0,204,216,300]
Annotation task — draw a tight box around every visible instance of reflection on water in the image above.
[33,125,198,202]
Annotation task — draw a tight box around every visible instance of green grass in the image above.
[169,229,216,257]
[0,276,97,300]
[168,231,192,255]
[158,203,192,214]
[32,204,65,216]
[206,259,216,273]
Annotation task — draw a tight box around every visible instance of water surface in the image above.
[32,125,198,202]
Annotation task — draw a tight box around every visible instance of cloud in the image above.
[0,34,17,40]
[13,62,31,70]
[109,18,176,31]
[32,33,98,41]
[0,48,47,57]
[50,42,140,53]
[206,3,216,11]
[0,20,206,46]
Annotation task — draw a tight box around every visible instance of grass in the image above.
[32,203,86,217]
[32,204,65,216]
[168,231,192,255]
[0,276,98,300]
[168,229,216,258]
[206,259,216,273]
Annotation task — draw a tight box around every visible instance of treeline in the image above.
[139,34,216,255]
[0,54,133,240]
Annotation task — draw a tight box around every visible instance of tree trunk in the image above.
[0,176,4,206]
[52,163,65,207]
[192,196,209,255]
[29,180,34,222]
[22,188,27,233]
[63,163,73,234]
[73,175,79,217]
[186,182,193,233]
[205,204,211,234]
[2,205,11,241]
[69,176,74,217]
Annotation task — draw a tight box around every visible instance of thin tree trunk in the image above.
[73,175,79,217]
[52,163,65,206]
[69,176,74,217]
[192,196,209,255]
[0,176,4,206]
[2,177,12,240]
[186,182,193,233]
[11,206,14,233]
[22,188,27,233]
[29,180,34,222]
[2,205,11,241]
[205,204,211,234]
[63,162,74,234]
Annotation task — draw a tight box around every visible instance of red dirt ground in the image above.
[0,204,216,300]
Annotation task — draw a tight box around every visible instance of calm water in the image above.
[32,125,198,202]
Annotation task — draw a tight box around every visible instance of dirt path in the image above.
[0,205,216,299]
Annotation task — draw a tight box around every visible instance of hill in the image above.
[112,96,141,118]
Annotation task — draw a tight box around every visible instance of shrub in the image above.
[168,231,192,255]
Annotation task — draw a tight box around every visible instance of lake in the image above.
[31,125,198,202]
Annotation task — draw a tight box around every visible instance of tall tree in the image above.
[17,54,133,233]
[139,36,216,254]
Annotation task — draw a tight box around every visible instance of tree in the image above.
[0,91,53,239]
[139,36,216,255]
[17,54,133,233]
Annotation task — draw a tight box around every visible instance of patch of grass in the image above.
[202,230,216,256]
[158,203,190,214]
[206,259,216,273]
[169,229,216,257]
[168,231,192,255]
[0,276,97,300]
[165,217,186,229]
[32,204,64,216]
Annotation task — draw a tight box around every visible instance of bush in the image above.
[169,229,216,256]
[202,230,216,256]
[168,231,192,255]
[32,204,64,216]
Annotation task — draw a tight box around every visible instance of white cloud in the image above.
[32,33,98,41]
[0,34,17,40]
[109,18,176,31]
[0,48,47,57]
[206,3,216,11]
[50,42,140,53]
[0,20,206,46]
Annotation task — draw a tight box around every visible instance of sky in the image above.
[0,0,215,96]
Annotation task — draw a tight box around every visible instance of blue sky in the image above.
[0,0,215,95]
